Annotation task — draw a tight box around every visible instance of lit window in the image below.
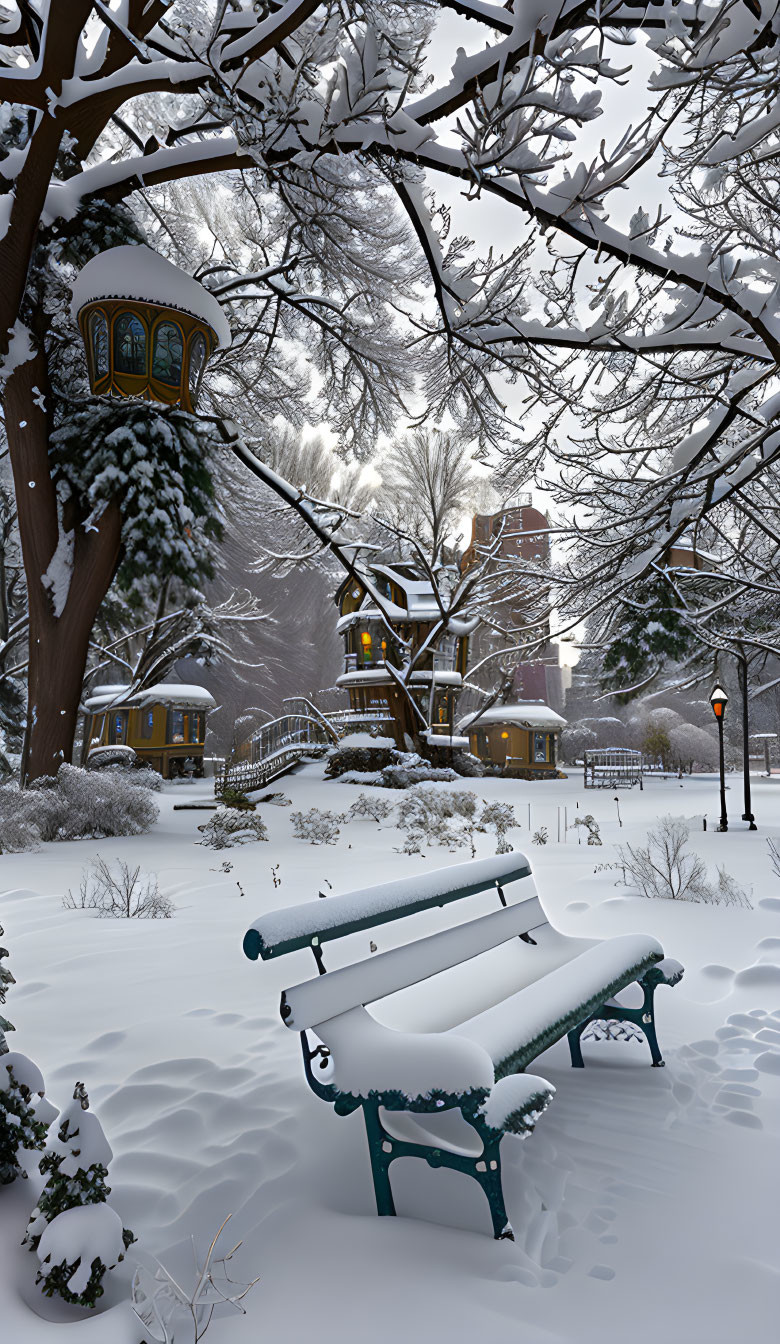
[152,321,184,386]
[167,709,185,743]
[361,631,372,663]
[533,733,549,763]
[501,731,509,740]
[114,313,146,375]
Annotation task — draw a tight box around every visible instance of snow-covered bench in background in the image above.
[243,853,683,1240]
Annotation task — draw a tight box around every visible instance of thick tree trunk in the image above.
[6,348,122,783]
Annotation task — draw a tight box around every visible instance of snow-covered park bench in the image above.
[243,854,683,1240]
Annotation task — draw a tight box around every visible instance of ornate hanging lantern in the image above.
[71,245,231,413]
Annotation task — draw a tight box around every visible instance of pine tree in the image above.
[1,1053,48,1186]
[600,576,697,700]
[24,1082,135,1291]
[0,924,48,1184]
[0,927,15,1045]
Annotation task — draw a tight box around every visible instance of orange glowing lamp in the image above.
[709,684,728,720]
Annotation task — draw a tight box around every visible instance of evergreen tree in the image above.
[1,924,48,1184]
[35,1201,133,1310]
[600,576,696,701]
[1,1052,48,1186]
[24,1082,134,1285]
[0,927,15,1044]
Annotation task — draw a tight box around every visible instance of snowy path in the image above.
[1,766,779,1341]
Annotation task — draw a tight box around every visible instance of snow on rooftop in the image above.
[130,683,216,709]
[83,684,131,712]
[71,245,232,349]
[460,703,567,732]
[84,683,216,711]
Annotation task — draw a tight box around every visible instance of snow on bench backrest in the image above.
[244,852,533,961]
[280,894,548,1031]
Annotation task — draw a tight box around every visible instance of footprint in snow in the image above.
[724,1110,763,1129]
[754,1051,780,1076]
[588,1264,616,1281]
[734,965,780,990]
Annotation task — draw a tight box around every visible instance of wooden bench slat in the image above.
[244,852,532,960]
[280,894,546,1031]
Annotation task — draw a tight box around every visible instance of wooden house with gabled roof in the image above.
[334,562,475,746]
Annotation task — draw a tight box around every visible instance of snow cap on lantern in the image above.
[71,245,230,413]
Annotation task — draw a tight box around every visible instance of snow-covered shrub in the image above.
[478,801,518,854]
[85,745,138,772]
[26,1083,135,1308]
[290,808,343,845]
[197,807,268,849]
[0,765,158,849]
[1,1052,48,1185]
[532,827,549,845]
[617,817,751,906]
[36,1203,132,1310]
[325,740,395,778]
[63,856,173,918]
[573,814,602,846]
[396,785,476,844]
[380,753,458,788]
[132,1214,259,1343]
[447,750,485,778]
[347,793,393,824]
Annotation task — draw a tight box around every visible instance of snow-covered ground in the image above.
[2,764,779,1342]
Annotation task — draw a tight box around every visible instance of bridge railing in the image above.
[216,710,335,796]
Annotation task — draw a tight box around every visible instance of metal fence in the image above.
[583,747,643,789]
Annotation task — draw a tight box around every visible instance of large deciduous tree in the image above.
[2,1,780,778]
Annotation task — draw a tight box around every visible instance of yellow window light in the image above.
[501,731,509,739]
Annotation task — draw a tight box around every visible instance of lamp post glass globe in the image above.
[710,684,729,832]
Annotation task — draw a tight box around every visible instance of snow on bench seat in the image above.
[455,933,664,1077]
[244,852,532,959]
[280,895,546,1031]
[316,1006,496,1099]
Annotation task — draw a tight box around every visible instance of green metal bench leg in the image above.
[569,974,668,1068]
[568,1022,586,1068]
[475,1151,514,1240]
[640,1014,664,1067]
[362,1102,396,1218]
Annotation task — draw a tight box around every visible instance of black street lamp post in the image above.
[737,654,757,830]
[710,684,729,833]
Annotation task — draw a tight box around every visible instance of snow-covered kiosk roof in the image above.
[72,245,230,414]
[84,683,216,712]
[459,703,567,733]
[129,683,217,710]
[71,246,231,349]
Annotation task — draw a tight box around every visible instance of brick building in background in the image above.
[461,493,569,712]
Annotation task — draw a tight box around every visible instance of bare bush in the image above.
[132,1214,259,1343]
[63,857,173,919]
[767,836,780,881]
[617,817,751,907]
[347,793,393,824]
[290,808,343,845]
